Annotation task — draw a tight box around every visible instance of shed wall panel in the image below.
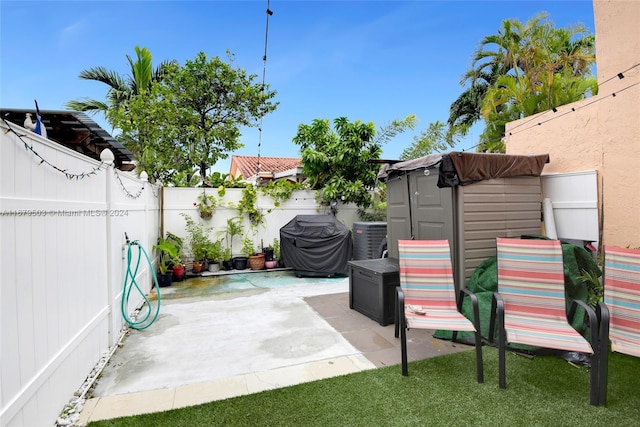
[458,177,542,285]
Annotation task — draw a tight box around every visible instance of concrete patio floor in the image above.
[78,271,471,424]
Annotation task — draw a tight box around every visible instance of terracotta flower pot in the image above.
[248,253,265,270]
[192,262,204,273]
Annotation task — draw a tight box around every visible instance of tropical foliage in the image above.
[399,120,461,160]
[117,51,277,183]
[292,115,416,208]
[66,46,175,129]
[70,48,277,183]
[448,12,597,152]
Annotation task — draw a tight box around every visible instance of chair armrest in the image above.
[596,301,610,349]
[395,286,405,338]
[568,299,599,350]
[396,286,405,318]
[459,288,481,334]
[489,292,504,344]
[458,288,477,311]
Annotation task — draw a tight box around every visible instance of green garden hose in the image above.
[122,239,161,330]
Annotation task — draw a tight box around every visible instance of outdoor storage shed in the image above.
[280,214,353,277]
[378,151,549,291]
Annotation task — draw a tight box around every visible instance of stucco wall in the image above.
[505,0,640,248]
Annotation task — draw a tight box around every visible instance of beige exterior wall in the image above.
[505,0,640,248]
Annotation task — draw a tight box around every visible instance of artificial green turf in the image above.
[89,347,640,427]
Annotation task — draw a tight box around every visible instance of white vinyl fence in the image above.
[163,187,361,258]
[1,119,364,426]
[0,120,160,427]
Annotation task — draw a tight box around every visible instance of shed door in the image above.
[386,174,412,259]
[410,168,454,242]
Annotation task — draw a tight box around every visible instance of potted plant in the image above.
[272,237,282,267]
[192,241,208,273]
[181,213,213,274]
[234,236,254,270]
[219,217,246,270]
[194,190,217,219]
[153,232,184,286]
[239,237,264,270]
[263,242,277,269]
[221,247,233,270]
[206,239,224,272]
[171,252,186,280]
[153,236,178,287]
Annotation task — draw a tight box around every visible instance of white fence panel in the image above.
[541,170,599,244]
[106,168,160,345]
[163,188,361,258]
[1,119,365,426]
[0,121,160,427]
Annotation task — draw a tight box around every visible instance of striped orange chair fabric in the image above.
[490,238,601,405]
[597,245,640,405]
[395,240,483,383]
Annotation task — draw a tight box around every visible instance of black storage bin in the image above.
[353,222,387,260]
[348,258,399,326]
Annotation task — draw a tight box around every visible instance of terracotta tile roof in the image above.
[230,155,302,179]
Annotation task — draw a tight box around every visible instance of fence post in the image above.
[100,148,117,346]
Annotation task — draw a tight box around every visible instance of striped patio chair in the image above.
[596,245,640,406]
[394,240,484,383]
[489,238,601,405]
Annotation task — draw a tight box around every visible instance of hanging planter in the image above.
[194,190,217,220]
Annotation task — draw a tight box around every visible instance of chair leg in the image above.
[589,351,600,405]
[498,310,506,389]
[569,299,602,406]
[464,288,484,384]
[395,286,403,339]
[400,316,408,376]
[474,329,484,384]
[394,288,399,338]
[597,302,610,406]
[489,295,498,345]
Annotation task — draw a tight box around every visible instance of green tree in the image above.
[448,12,596,152]
[292,115,415,208]
[65,46,174,128]
[400,121,460,160]
[112,51,278,183]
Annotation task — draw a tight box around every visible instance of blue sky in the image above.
[1,1,595,173]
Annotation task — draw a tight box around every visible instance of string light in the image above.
[459,63,640,151]
[113,168,146,199]
[507,80,639,137]
[2,118,104,179]
[2,117,151,201]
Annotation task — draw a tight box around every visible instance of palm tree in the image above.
[449,12,596,152]
[66,46,175,128]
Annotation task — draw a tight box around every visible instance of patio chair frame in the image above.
[596,245,640,406]
[488,238,602,406]
[394,240,484,383]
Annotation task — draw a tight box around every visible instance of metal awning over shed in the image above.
[1,108,136,171]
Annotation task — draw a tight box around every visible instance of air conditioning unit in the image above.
[352,222,387,260]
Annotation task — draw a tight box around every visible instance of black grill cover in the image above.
[280,215,353,277]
